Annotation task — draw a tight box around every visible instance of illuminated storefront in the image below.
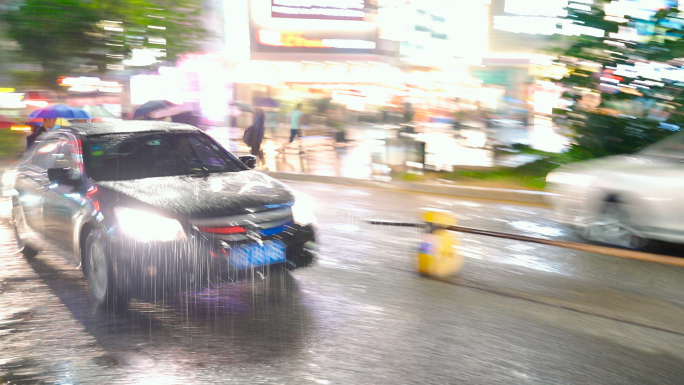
[221,0,396,115]
[222,0,489,121]
[155,0,505,125]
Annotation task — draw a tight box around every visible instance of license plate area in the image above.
[229,241,286,269]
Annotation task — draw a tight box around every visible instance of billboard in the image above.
[250,0,378,55]
[271,0,366,21]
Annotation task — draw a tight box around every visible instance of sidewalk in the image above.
[204,123,562,205]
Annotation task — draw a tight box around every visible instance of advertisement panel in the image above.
[249,0,378,55]
[398,0,488,65]
[271,0,367,21]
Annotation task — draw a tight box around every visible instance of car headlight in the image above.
[114,207,186,241]
[291,190,317,225]
[546,171,595,187]
[2,169,16,190]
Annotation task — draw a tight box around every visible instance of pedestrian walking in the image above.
[281,103,303,151]
[249,108,266,168]
[26,118,56,149]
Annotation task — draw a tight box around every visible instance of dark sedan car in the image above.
[4,121,316,310]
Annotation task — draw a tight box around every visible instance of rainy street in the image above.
[1,180,684,384]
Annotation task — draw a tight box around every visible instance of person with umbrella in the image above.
[26,104,91,149]
[26,118,55,149]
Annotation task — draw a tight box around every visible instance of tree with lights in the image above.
[552,0,684,160]
[2,0,206,87]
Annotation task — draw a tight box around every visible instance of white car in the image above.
[546,131,684,249]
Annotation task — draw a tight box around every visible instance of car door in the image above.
[630,138,684,241]
[42,134,86,258]
[14,136,61,238]
[627,160,684,240]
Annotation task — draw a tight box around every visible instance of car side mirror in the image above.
[47,167,79,186]
[239,155,258,169]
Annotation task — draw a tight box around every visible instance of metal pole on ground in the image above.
[367,220,684,268]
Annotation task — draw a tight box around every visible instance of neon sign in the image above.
[257,29,376,49]
[58,77,123,93]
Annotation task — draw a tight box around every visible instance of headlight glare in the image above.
[546,171,594,187]
[114,207,186,241]
[2,169,16,190]
[291,190,317,225]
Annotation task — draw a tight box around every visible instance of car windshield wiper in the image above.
[189,166,212,178]
[188,167,235,177]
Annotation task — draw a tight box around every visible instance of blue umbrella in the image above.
[28,104,92,120]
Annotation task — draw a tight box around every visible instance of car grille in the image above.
[189,208,294,241]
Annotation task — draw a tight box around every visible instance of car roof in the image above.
[67,121,200,137]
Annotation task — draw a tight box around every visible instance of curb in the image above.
[264,171,554,205]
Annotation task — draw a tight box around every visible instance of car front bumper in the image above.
[109,223,316,293]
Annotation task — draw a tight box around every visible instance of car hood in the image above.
[556,154,676,174]
[97,170,294,218]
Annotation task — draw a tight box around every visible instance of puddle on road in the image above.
[0,358,46,384]
[510,221,563,237]
[505,254,567,275]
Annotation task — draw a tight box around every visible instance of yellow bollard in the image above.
[417,209,463,277]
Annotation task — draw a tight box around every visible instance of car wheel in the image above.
[19,244,38,260]
[12,208,38,260]
[285,242,316,270]
[83,229,129,312]
[583,200,648,250]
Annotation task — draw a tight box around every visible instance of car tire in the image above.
[15,225,38,260]
[83,228,129,312]
[285,242,316,270]
[583,200,648,250]
[20,245,38,260]
[12,209,38,260]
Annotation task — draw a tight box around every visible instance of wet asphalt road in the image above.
[1,181,684,384]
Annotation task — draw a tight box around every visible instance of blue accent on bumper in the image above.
[264,202,294,210]
[259,222,294,236]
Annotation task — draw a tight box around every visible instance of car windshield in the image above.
[640,131,684,157]
[83,132,245,181]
